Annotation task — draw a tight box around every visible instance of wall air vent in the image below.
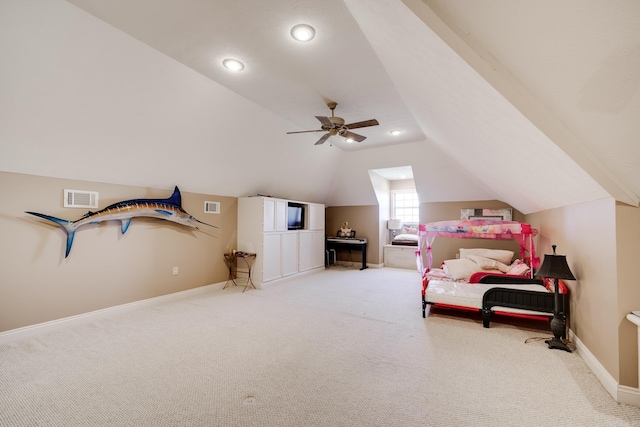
[64,189,99,209]
[204,201,220,214]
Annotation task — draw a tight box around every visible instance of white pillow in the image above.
[459,248,514,265]
[467,255,510,273]
[393,234,419,242]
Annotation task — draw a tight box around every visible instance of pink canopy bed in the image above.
[416,220,568,328]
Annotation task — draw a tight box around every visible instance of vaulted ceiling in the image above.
[3,0,639,214]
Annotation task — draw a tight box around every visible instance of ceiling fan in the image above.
[287,102,379,145]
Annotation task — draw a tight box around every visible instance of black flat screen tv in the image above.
[287,203,305,230]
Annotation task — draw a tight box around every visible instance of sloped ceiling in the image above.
[2,0,639,214]
[419,0,640,207]
[344,0,612,213]
[413,0,640,210]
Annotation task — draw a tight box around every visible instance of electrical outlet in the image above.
[172,266,179,275]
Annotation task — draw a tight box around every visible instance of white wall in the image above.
[368,170,391,260]
[327,141,494,207]
[0,0,340,205]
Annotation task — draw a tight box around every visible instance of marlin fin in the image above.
[155,209,173,217]
[26,211,76,258]
[165,186,182,207]
[65,230,76,258]
[121,218,132,234]
[26,211,72,226]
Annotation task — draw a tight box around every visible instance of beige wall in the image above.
[616,203,640,387]
[326,206,380,265]
[0,172,237,332]
[527,198,625,384]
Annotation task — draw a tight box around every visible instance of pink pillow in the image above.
[402,225,419,235]
[507,260,530,276]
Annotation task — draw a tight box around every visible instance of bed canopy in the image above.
[417,220,539,276]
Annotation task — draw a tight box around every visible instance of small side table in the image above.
[223,252,257,292]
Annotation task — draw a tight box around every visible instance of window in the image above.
[392,191,419,223]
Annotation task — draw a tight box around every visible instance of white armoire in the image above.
[237,196,325,288]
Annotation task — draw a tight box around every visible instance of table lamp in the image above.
[535,245,576,352]
[387,219,403,237]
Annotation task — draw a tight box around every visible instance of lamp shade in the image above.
[534,245,576,280]
[387,219,402,230]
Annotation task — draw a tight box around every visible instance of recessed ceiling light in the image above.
[291,24,315,42]
[390,129,403,136]
[222,58,245,71]
[345,138,354,143]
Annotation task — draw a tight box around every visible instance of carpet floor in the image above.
[1,266,640,426]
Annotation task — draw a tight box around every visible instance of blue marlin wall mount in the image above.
[26,186,217,257]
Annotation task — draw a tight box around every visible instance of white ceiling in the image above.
[370,166,414,182]
[65,0,426,152]
[8,0,638,213]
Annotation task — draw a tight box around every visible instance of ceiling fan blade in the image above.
[342,131,366,142]
[315,116,335,129]
[286,129,324,134]
[315,133,331,145]
[344,119,379,130]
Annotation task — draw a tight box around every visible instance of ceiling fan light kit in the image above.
[287,102,379,146]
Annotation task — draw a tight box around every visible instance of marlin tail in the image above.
[26,186,217,257]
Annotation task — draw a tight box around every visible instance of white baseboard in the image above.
[0,281,227,346]
[258,267,325,289]
[618,386,640,406]
[570,329,640,407]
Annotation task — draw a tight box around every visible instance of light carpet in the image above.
[1,267,640,426]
